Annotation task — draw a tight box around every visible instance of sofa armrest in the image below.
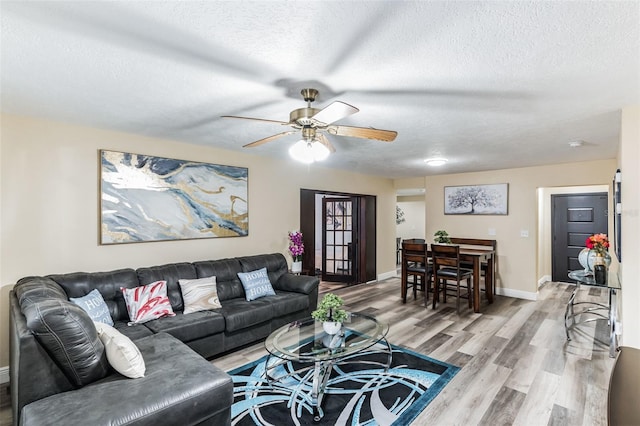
[273,273,319,295]
[608,346,640,426]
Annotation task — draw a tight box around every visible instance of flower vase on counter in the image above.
[578,233,612,276]
[593,253,607,285]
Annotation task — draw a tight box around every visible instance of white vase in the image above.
[578,248,611,273]
[291,261,302,274]
[322,321,342,335]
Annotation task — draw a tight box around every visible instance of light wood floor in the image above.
[215,277,616,426]
[1,277,615,426]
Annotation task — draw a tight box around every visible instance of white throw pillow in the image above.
[178,276,221,314]
[94,321,145,378]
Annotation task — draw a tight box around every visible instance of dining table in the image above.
[400,243,496,313]
[457,247,495,312]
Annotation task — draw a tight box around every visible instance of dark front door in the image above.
[322,197,358,283]
[552,193,608,282]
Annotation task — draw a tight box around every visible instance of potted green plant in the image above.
[312,293,348,334]
[434,230,452,244]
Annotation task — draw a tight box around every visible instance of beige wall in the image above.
[425,160,617,299]
[396,199,426,240]
[619,106,640,348]
[0,114,397,368]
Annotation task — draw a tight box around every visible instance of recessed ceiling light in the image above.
[569,140,584,148]
[424,158,448,167]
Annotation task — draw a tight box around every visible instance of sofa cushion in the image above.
[121,281,175,325]
[193,258,245,301]
[144,310,226,342]
[113,320,155,341]
[94,322,145,379]
[221,298,274,332]
[70,289,114,326]
[178,276,222,314]
[136,262,197,312]
[48,269,139,322]
[268,291,310,317]
[238,253,288,285]
[15,277,68,307]
[237,267,276,301]
[22,299,110,387]
[20,333,233,426]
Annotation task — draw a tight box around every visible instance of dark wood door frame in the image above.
[300,188,376,284]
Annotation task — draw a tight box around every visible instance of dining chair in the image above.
[400,241,431,306]
[431,244,473,313]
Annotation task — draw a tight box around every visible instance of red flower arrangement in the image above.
[586,233,609,254]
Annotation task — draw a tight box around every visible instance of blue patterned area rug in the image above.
[228,343,459,425]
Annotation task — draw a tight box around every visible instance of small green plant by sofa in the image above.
[312,293,348,323]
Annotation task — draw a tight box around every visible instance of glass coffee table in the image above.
[264,312,391,421]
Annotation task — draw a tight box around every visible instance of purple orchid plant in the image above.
[288,231,304,262]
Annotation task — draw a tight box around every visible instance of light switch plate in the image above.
[520,230,529,237]
[488,228,496,236]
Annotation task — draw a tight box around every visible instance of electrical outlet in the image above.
[520,230,529,237]
[488,228,496,236]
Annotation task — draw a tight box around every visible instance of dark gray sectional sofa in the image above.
[9,253,320,426]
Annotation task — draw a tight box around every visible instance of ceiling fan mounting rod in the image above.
[300,88,319,107]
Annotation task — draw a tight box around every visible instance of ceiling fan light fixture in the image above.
[424,158,448,167]
[289,139,330,164]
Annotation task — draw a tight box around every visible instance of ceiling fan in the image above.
[222,88,397,155]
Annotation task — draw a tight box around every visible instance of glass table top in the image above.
[264,312,389,363]
[568,270,621,290]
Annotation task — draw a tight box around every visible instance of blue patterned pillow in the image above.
[237,267,276,301]
[70,289,114,326]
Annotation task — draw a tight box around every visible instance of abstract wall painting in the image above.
[100,150,248,244]
[444,183,508,215]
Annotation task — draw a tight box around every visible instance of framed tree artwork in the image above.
[444,183,508,215]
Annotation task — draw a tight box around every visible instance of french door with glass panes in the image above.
[322,197,358,283]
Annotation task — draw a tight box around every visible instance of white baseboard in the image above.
[495,287,538,301]
[377,270,397,282]
[0,366,8,384]
[538,275,552,288]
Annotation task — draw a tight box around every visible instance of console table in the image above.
[566,270,621,357]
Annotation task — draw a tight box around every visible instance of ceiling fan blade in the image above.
[327,125,397,142]
[222,115,289,125]
[311,101,359,125]
[243,131,296,148]
[316,133,336,153]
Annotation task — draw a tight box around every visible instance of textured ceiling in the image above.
[1,1,638,178]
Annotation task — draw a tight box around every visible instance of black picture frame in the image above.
[613,169,621,262]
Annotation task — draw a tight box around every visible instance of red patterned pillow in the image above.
[121,281,175,325]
